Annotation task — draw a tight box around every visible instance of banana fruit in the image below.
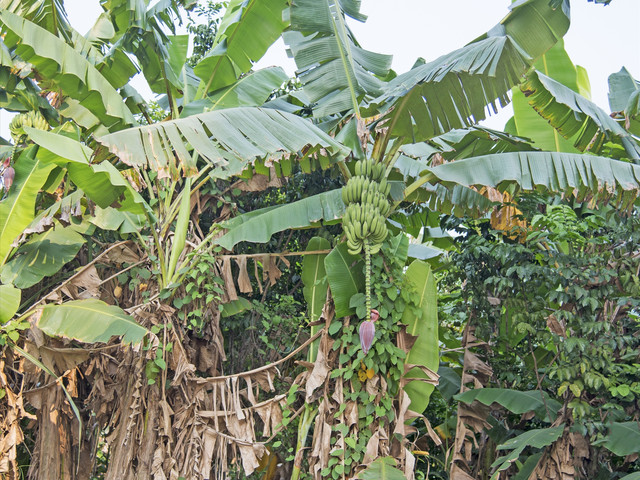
[341,158,392,255]
[9,110,49,143]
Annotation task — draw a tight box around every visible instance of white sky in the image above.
[1,0,639,137]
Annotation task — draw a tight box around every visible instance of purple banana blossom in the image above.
[2,166,15,190]
[359,309,379,354]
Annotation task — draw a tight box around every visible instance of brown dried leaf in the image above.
[22,214,55,236]
[430,153,445,167]
[480,186,504,203]
[232,170,283,192]
[463,350,493,376]
[487,296,501,306]
[570,432,589,459]
[221,257,238,301]
[309,402,332,477]
[278,255,290,269]
[61,284,79,300]
[394,391,419,437]
[404,449,416,480]
[547,314,566,337]
[344,401,358,427]
[305,334,333,401]
[225,415,264,475]
[396,324,418,354]
[362,430,379,465]
[105,243,140,264]
[422,416,443,447]
[70,265,102,299]
[235,256,253,294]
[489,191,528,241]
[450,463,476,480]
[402,364,439,387]
[262,256,282,286]
[254,258,263,294]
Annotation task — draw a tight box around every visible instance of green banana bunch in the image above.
[344,203,388,255]
[354,159,386,182]
[341,157,393,255]
[342,158,394,321]
[9,110,49,143]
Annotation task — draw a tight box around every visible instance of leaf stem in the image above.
[401,171,437,203]
[365,239,371,320]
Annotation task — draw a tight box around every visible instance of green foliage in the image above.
[445,200,640,477]
[37,299,148,344]
[400,258,439,414]
[301,236,330,362]
[0,314,29,346]
[1,222,86,288]
[322,233,437,479]
[186,1,225,67]
[222,292,306,373]
[491,426,565,479]
[173,252,225,332]
[0,146,55,264]
[356,457,407,480]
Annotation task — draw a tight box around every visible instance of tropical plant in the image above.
[0,0,639,478]
[428,202,640,479]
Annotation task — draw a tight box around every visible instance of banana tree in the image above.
[1,0,640,478]
[0,0,346,476]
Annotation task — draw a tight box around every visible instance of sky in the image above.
[1,0,639,137]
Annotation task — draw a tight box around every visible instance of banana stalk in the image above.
[290,403,318,480]
[165,177,191,286]
[364,239,372,320]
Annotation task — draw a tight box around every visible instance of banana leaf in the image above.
[520,70,640,161]
[38,299,148,345]
[0,0,72,41]
[97,107,349,177]
[491,426,564,480]
[194,0,289,95]
[25,127,150,215]
[302,236,331,362]
[400,260,439,414]
[375,0,570,142]
[508,40,582,153]
[0,283,20,323]
[0,146,55,265]
[0,222,86,289]
[608,67,640,138]
[324,242,364,319]
[216,189,345,250]
[284,0,392,117]
[0,9,135,129]
[181,67,289,116]
[426,151,640,211]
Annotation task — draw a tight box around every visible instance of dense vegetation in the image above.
[0,0,638,479]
